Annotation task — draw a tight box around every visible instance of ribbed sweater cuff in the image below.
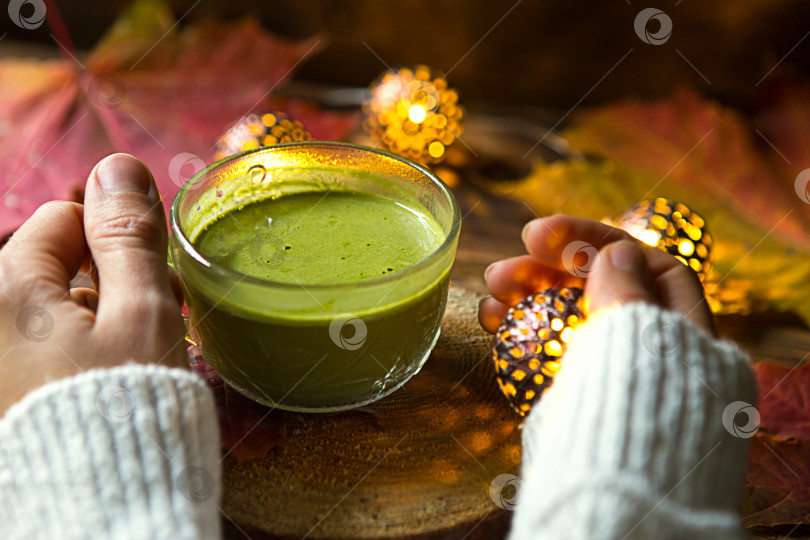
[0,364,221,540]
[510,302,756,540]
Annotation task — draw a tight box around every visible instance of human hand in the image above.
[0,154,187,417]
[478,215,714,335]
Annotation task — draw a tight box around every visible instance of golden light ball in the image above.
[363,65,465,165]
[616,198,712,282]
[214,112,313,161]
[494,287,586,417]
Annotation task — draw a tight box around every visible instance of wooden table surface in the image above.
[221,175,810,539]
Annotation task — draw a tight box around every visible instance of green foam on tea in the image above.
[193,191,443,286]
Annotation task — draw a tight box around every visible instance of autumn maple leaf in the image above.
[0,0,356,236]
[741,362,810,527]
[497,87,810,323]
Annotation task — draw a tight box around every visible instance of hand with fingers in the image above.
[479,214,715,336]
[0,153,187,416]
[0,154,220,539]
[483,216,756,540]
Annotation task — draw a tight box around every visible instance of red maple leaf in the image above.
[743,433,810,527]
[0,0,357,236]
[742,362,810,526]
[755,362,810,441]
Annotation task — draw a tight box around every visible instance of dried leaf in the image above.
[739,362,810,526]
[743,433,810,527]
[0,0,357,236]
[755,362,810,446]
[564,88,810,252]
[506,158,810,320]
[499,88,810,321]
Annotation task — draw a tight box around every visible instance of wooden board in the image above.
[223,178,810,539]
[221,286,521,539]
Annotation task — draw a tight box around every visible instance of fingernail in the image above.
[96,153,152,194]
[484,262,497,281]
[521,221,534,244]
[609,240,646,272]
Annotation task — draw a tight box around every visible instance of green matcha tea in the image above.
[194,191,441,285]
[183,189,451,409]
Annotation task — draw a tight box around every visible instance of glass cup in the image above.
[169,142,460,412]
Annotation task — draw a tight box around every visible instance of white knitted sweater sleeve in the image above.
[508,302,756,540]
[0,364,221,540]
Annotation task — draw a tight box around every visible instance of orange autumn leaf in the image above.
[564,88,810,252]
[497,87,810,322]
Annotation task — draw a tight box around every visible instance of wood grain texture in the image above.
[222,178,810,540]
[221,286,521,539]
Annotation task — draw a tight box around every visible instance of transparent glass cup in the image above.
[169,142,460,412]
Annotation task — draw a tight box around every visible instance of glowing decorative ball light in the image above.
[616,198,712,282]
[493,287,586,416]
[213,112,313,161]
[363,65,464,165]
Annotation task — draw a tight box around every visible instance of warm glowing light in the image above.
[542,361,561,377]
[214,112,312,160]
[544,340,563,356]
[678,238,695,256]
[493,287,585,417]
[428,141,445,159]
[616,198,712,284]
[638,229,660,247]
[363,65,464,164]
[408,104,427,123]
[651,214,668,230]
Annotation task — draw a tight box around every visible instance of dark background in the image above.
[4,0,810,111]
